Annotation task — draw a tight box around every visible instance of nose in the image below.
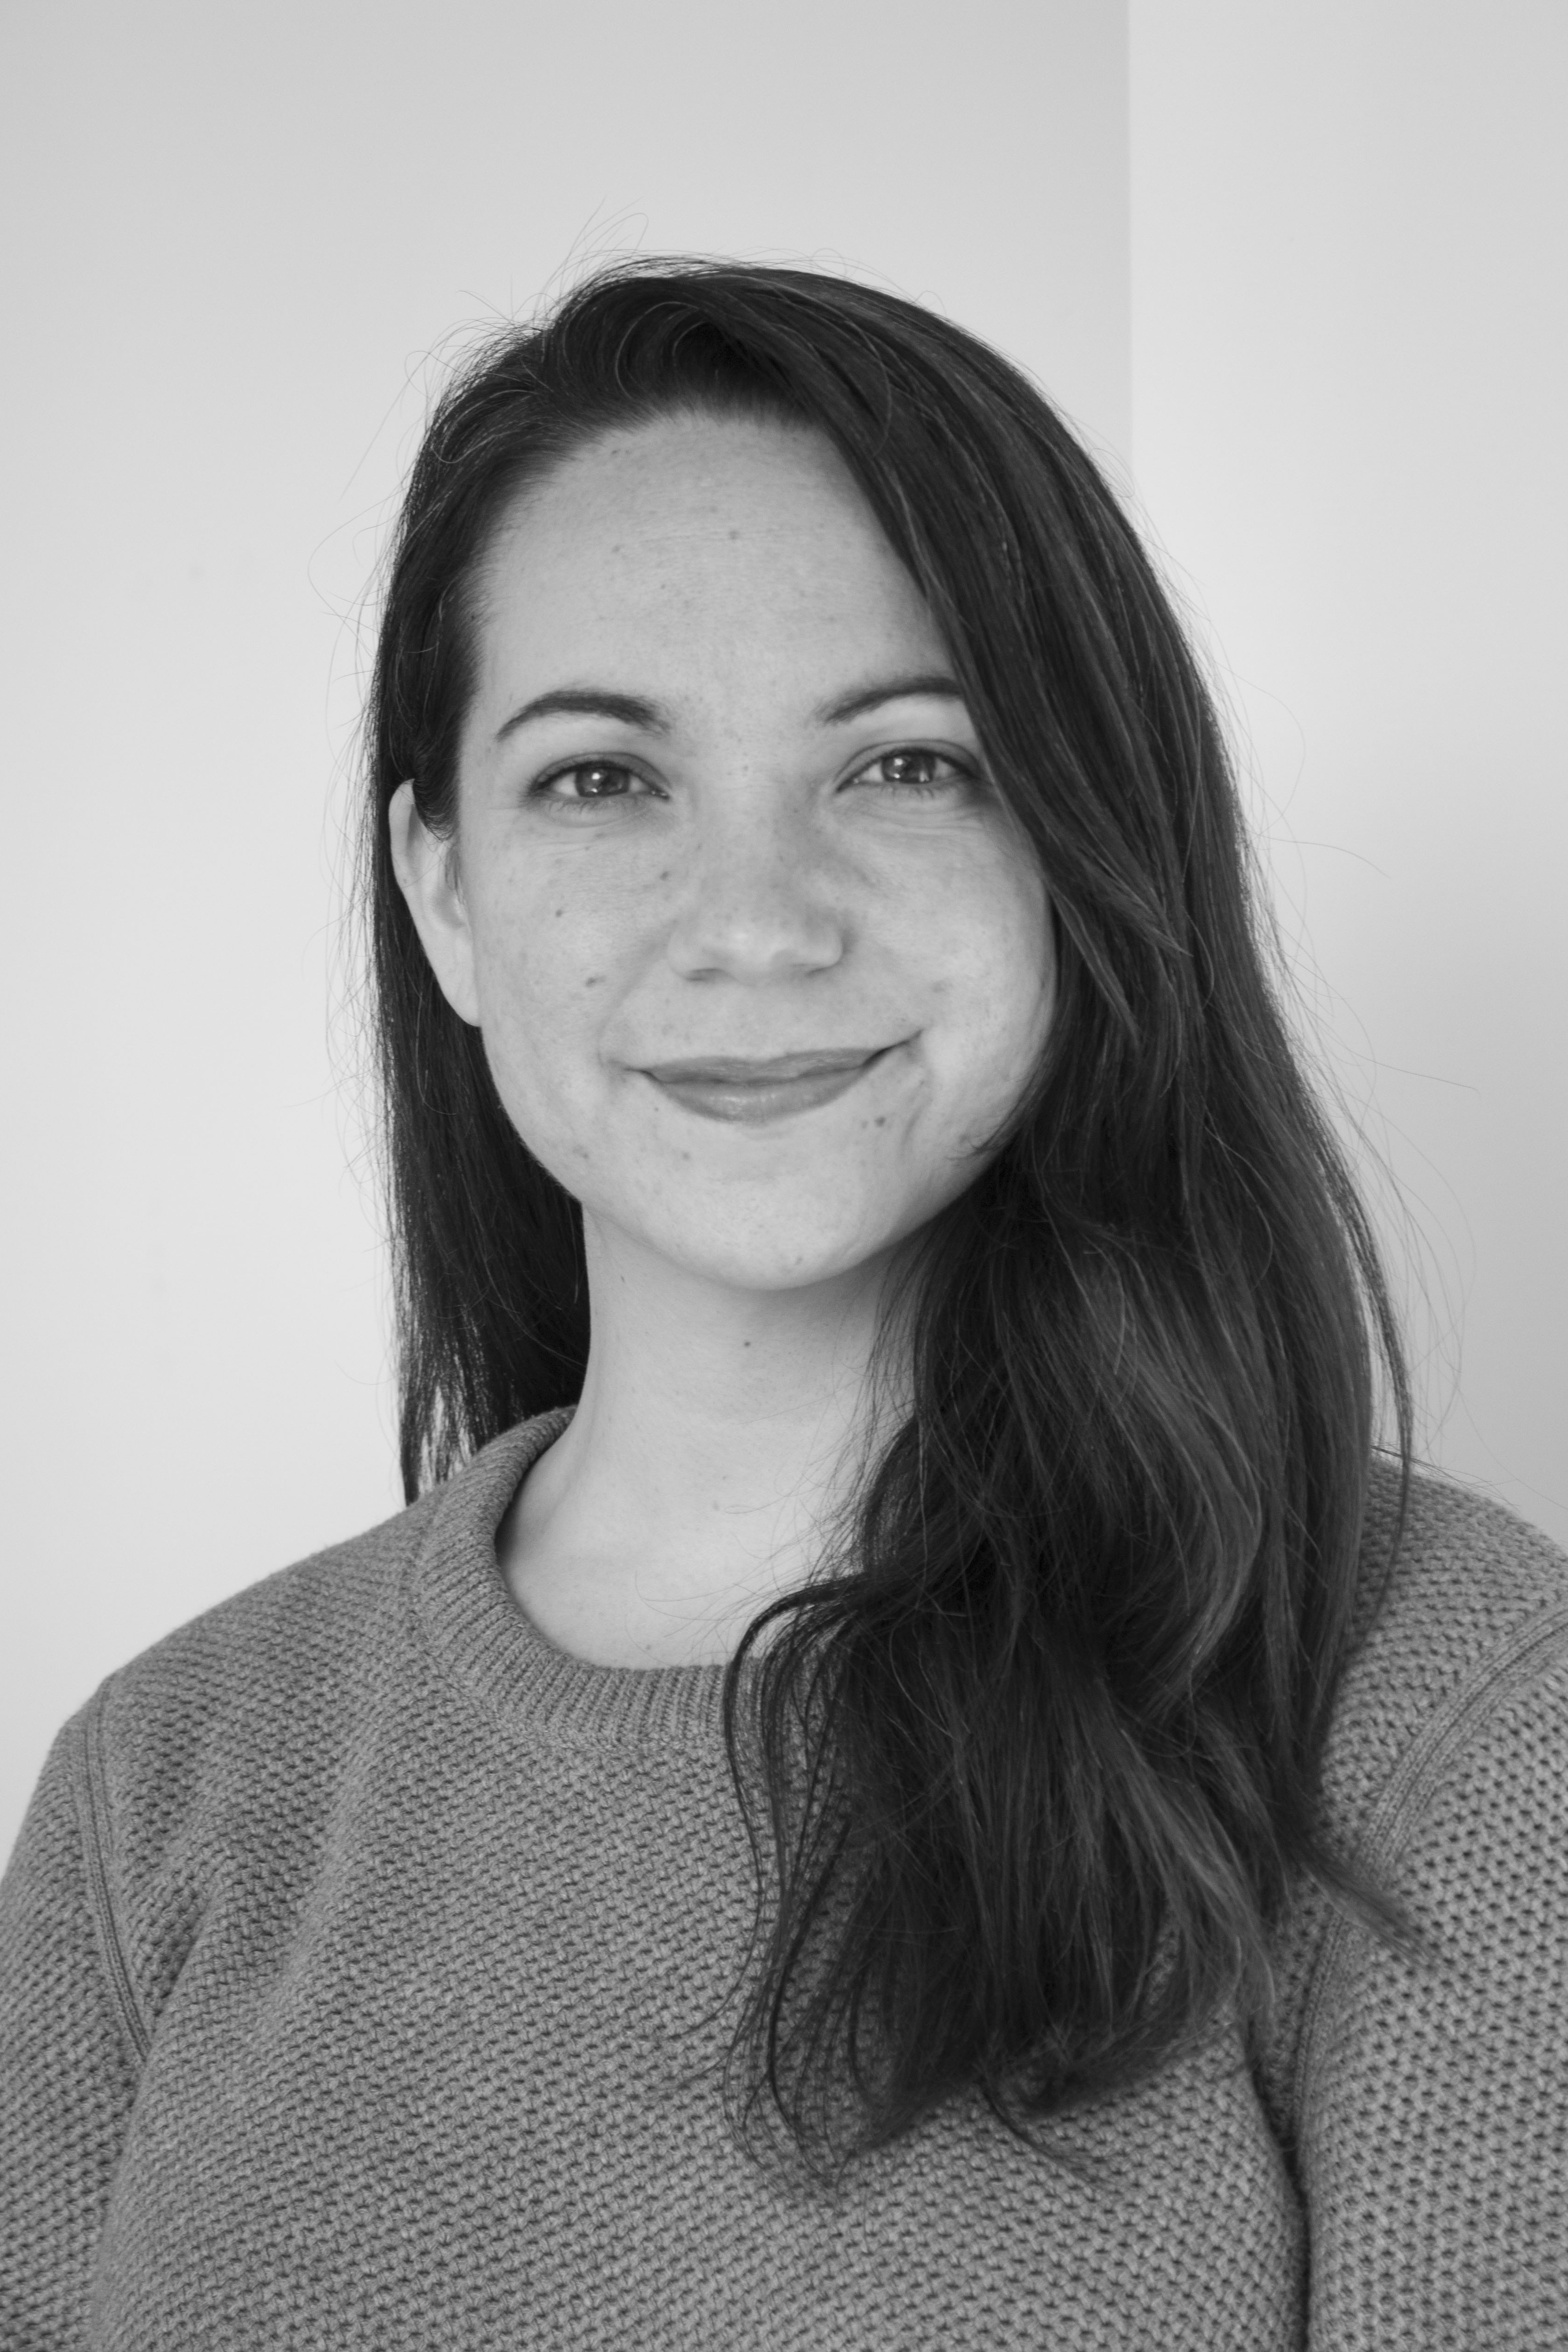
[663,795,847,984]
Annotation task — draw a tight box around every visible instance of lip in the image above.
[641,1047,887,1084]
[639,1044,898,1125]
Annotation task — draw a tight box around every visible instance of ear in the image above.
[387,781,482,1027]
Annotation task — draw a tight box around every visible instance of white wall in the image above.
[1130,0,1568,1545]
[0,0,1129,1858]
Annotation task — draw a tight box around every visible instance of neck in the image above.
[498,1218,906,1665]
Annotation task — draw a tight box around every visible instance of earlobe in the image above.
[387,780,483,1027]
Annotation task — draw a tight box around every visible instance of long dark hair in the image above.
[363,257,1417,2178]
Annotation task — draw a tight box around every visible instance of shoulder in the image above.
[76,1412,562,1856]
[1254,1463,1568,2158]
[1325,1457,1568,1852]
[51,1418,559,2036]
[20,1485,447,2052]
[1264,1470,1568,2330]
[1356,1451,1568,1638]
[81,1482,447,1871]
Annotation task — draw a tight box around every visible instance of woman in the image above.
[3,259,1564,2347]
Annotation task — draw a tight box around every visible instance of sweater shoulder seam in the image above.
[70,1679,152,2067]
[1289,1594,1568,2132]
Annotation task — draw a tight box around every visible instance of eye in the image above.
[847,745,979,798]
[529,760,661,807]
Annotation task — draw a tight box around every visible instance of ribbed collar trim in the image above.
[404,1407,735,1748]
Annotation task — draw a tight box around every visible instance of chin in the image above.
[663,1185,945,1298]
[648,1209,905,1295]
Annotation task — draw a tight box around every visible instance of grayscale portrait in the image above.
[3,3,1564,2345]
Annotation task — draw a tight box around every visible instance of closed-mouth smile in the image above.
[638,1044,899,1124]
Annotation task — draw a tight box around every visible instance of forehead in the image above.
[469,414,946,704]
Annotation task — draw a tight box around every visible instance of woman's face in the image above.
[391,412,1056,1296]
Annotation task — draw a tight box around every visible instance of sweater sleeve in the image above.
[1297,1630,1568,2349]
[0,1707,142,2349]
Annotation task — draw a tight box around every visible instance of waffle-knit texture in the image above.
[3,1412,1565,2349]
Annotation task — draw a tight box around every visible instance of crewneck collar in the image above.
[405,1408,738,1748]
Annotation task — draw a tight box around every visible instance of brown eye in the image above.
[536,761,644,800]
[851,747,975,796]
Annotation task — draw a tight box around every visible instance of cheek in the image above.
[920,859,1056,1082]
[464,875,618,1141]
[467,843,633,1018]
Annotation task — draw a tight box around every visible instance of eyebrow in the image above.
[492,670,967,746]
[494,687,668,743]
[815,672,966,724]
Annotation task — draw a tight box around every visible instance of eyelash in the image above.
[528,746,980,808]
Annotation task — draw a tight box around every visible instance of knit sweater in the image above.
[3,1412,1566,2350]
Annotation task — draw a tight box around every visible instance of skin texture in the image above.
[390,413,1056,1662]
